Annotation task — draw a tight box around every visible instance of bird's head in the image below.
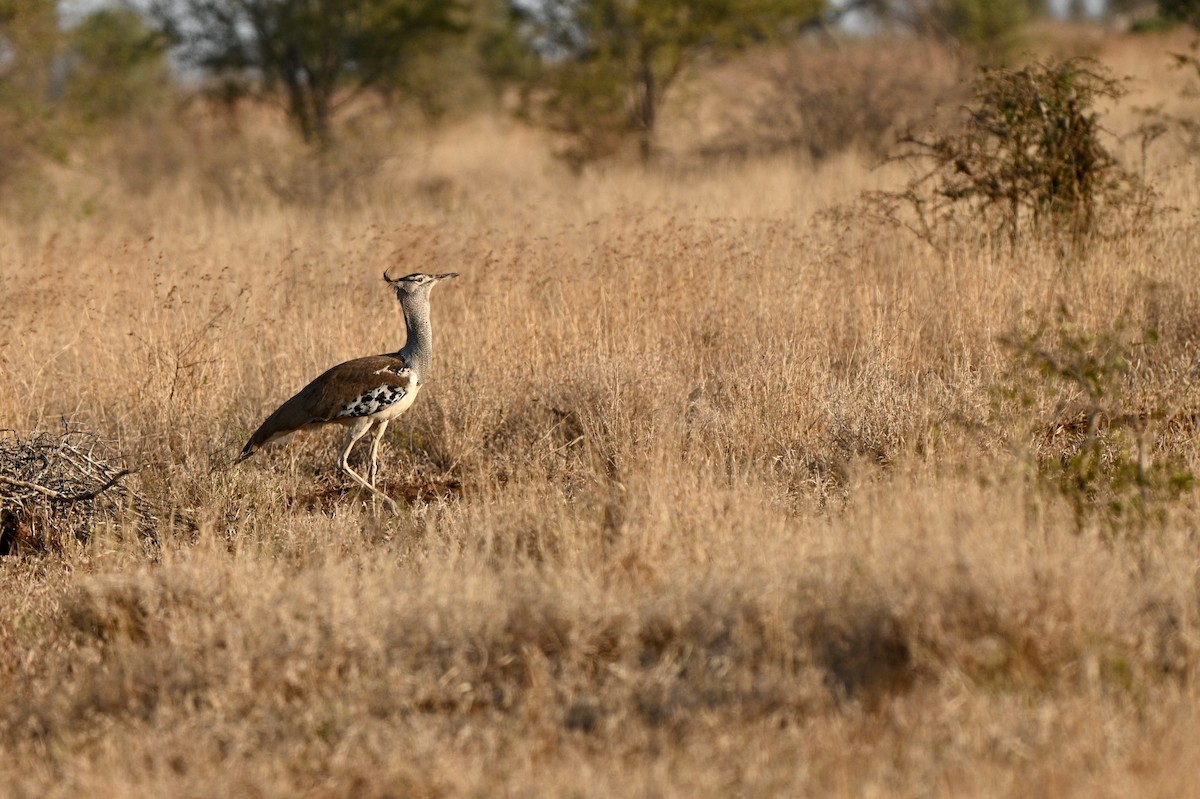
[383,270,458,301]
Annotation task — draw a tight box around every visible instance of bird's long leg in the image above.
[338,420,399,515]
[366,419,390,488]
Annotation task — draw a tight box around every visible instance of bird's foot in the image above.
[378,494,400,516]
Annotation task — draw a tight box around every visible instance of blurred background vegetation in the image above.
[1,0,1199,206]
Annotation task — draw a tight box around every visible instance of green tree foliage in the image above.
[521,0,825,165]
[66,9,171,123]
[0,0,58,91]
[153,0,464,146]
[376,0,540,120]
[0,0,61,185]
[1159,0,1200,27]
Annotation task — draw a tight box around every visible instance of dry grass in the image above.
[4,30,1200,797]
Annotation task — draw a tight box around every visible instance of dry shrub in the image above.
[994,302,1196,534]
[704,37,964,162]
[101,113,193,197]
[256,142,397,209]
[872,58,1156,253]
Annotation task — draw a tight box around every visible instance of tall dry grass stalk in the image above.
[3,31,1200,797]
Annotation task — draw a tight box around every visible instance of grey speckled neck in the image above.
[397,292,433,382]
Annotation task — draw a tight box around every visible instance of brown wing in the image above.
[239,354,412,459]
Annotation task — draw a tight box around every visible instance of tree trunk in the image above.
[635,58,656,163]
[282,70,332,148]
[281,64,315,145]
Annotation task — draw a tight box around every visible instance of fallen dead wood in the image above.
[0,427,160,555]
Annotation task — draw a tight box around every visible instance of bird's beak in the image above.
[381,270,458,285]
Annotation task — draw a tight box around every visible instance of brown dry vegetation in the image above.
[5,30,1200,797]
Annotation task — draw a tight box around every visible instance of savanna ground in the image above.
[5,26,1200,798]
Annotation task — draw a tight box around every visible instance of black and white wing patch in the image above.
[335,381,410,419]
[333,362,414,419]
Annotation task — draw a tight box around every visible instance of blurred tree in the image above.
[376,0,540,120]
[0,0,62,185]
[1159,0,1200,26]
[520,0,825,165]
[66,9,171,123]
[0,0,59,99]
[152,0,464,146]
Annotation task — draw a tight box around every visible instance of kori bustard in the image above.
[238,270,458,513]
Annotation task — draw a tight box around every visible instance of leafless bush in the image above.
[704,38,965,162]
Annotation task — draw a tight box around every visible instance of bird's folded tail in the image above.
[234,421,303,467]
[233,423,273,466]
